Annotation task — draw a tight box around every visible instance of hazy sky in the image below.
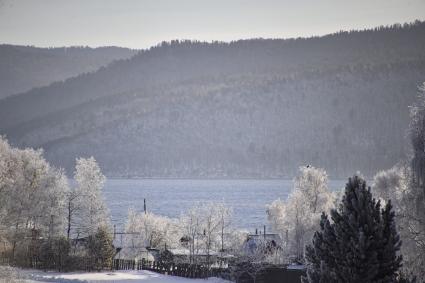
[1,0,424,49]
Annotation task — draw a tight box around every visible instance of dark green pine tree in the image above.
[87,226,115,271]
[303,176,403,283]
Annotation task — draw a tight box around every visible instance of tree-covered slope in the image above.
[1,22,424,130]
[0,45,137,99]
[1,22,425,178]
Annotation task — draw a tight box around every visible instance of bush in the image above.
[38,237,70,271]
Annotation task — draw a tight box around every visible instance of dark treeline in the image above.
[1,21,425,178]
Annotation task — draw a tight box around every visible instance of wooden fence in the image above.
[113,259,224,279]
[112,259,305,282]
[113,259,139,270]
[1,254,304,282]
[0,256,10,266]
[230,265,305,283]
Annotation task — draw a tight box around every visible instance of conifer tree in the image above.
[87,226,115,271]
[303,176,403,283]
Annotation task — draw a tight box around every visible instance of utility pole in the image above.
[144,198,146,214]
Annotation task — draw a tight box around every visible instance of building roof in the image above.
[168,248,219,257]
[114,246,158,260]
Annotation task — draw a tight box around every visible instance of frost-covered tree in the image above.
[268,191,310,261]
[124,209,180,250]
[295,166,331,213]
[373,165,407,208]
[37,167,69,239]
[0,137,69,261]
[303,176,402,283]
[0,137,16,221]
[267,166,334,261]
[217,202,233,253]
[0,138,20,230]
[200,202,223,266]
[65,189,80,240]
[203,205,219,266]
[368,83,425,280]
[402,82,425,279]
[122,202,235,265]
[372,165,422,280]
[180,204,203,264]
[74,157,110,237]
[178,202,234,264]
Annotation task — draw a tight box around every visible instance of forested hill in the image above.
[1,22,425,178]
[0,45,137,99]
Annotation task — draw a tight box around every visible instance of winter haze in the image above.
[2,1,425,282]
[1,0,425,178]
[0,27,425,177]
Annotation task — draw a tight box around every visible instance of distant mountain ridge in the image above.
[1,21,425,178]
[0,45,137,99]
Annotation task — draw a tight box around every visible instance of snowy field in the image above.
[17,269,231,283]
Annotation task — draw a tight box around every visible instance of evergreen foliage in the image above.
[87,226,115,271]
[303,176,403,283]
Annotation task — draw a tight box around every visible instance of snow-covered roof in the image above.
[115,246,157,260]
[168,248,219,256]
[167,248,190,256]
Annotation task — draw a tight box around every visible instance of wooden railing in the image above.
[113,259,225,279]
[1,255,304,282]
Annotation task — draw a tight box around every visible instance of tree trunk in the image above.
[67,200,72,240]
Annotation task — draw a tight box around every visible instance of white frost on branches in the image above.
[267,166,335,261]
[124,210,181,250]
[73,157,110,237]
[0,137,69,259]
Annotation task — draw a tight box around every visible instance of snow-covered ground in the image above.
[18,269,231,283]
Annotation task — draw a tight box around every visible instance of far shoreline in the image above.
[102,176,348,181]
